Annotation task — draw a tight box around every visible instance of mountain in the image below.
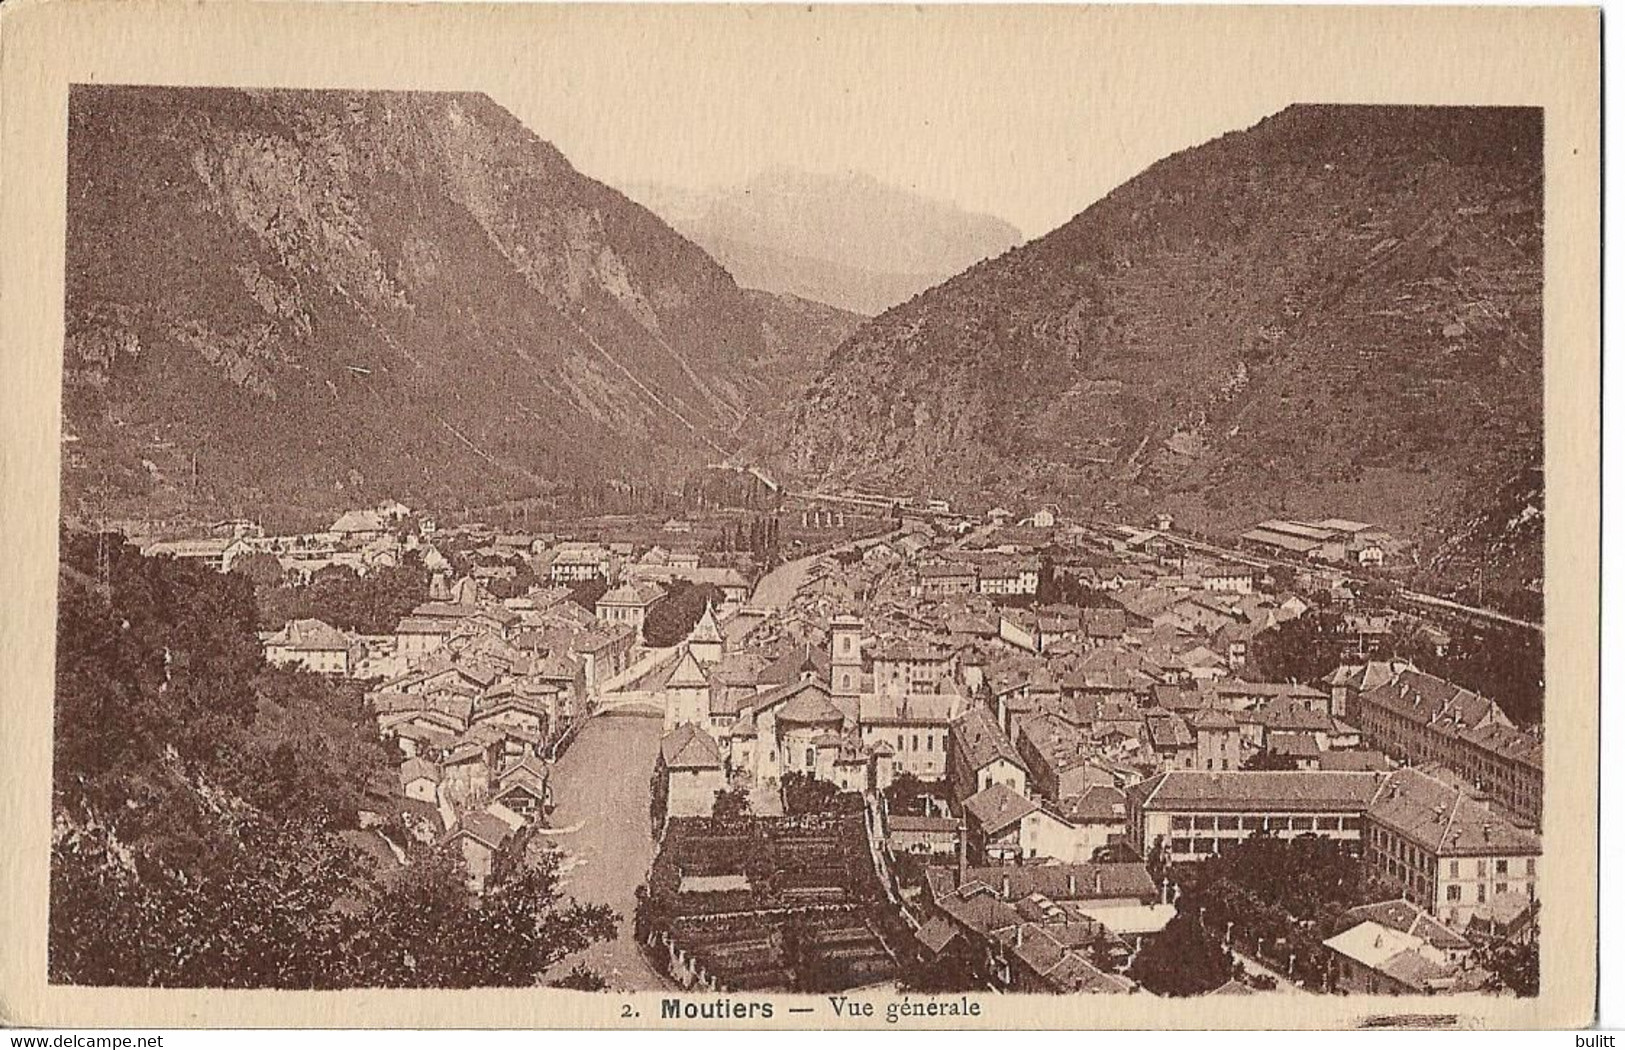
[624,170,1024,315]
[780,105,1543,588]
[62,87,841,525]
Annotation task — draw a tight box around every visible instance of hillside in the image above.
[624,170,1023,315]
[63,87,824,525]
[781,105,1543,583]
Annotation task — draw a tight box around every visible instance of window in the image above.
[1527,858,1537,876]
[1495,882,1508,896]
[1496,859,1509,875]
[1173,816,1194,831]
[1449,860,1459,879]
[1477,884,1487,903]
[1477,859,1488,877]
[1218,817,1240,831]
[805,748,816,768]
[1446,884,1461,901]
[1171,838,1193,855]
[912,734,920,752]
[842,636,852,653]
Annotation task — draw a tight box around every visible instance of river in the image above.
[546,711,669,991]
[542,546,837,990]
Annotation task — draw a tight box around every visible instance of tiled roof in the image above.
[1132,770,1384,813]
[663,648,710,689]
[1366,767,1540,856]
[659,723,723,770]
[963,783,1039,833]
[951,705,1027,773]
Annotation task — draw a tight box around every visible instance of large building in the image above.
[1364,768,1540,930]
[1126,770,1383,863]
[1348,665,1542,829]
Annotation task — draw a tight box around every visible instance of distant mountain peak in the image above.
[622,168,1023,315]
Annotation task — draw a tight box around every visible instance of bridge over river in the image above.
[542,547,827,990]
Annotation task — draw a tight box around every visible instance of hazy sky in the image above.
[483,7,1316,240]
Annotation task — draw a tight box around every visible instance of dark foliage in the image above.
[711,787,751,821]
[51,533,614,987]
[781,772,865,816]
[642,580,726,647]
[255,559,429,635]
[1127,912,1235,996]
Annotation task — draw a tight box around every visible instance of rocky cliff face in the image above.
[63,87,824,522]
[781,105,1543,574]
[625,169,1024,315]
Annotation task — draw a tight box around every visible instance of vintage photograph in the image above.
[12,5,1594,1027]
[52,80,1547,998]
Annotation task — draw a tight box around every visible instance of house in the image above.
[871,638,957,699]
[887,814,962,856]
[1322,914,1485,995]
[657,723,726,819]
[976,558,1041,597]
[1364,767,1540,929]
[918,562,979,598]
[141,537,235,572]
[1189,708,1243,772]
[445,811,519,891]
[263,617,360,676]
[948,705,1029,802]
[1029,504,1061,529]
[1016,715,1118,801]
[548,545,610,583]
[398,757,442,805]
[330,509,389,545]
[962,783,1040,863]
[595,581,665,637]
[860,690,964,781]
[492,755,551,819]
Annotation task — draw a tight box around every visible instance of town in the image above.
[116,481,1543,999]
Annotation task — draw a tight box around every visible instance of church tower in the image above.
[830,614,864,700]
[688,602,725,665]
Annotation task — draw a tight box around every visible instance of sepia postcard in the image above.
[0,0,1601,1031]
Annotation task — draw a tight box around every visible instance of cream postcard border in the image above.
[0,0,1600,1030]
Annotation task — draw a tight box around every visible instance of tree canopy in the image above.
[51,532,613,988]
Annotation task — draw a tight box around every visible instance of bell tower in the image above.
[830,614,863,699]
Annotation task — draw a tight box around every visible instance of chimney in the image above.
[1015,926,1024,948]
[1068,872,1078,896]
[1095,870,1104,895]
[957,824,969,882]
[1001,874,1011,899]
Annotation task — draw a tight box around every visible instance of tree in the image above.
[782,772,838,815]
[1248,610,1345,683]
[642,581,725,647]
[567,576,609,611]
[882,772,945,816]
[50,533,617,989]
[1483,939,1539,996]
[712,787,751,820]
[1242,751,1299,771]
[1127,912,1235,996]
[550,964,609,991]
